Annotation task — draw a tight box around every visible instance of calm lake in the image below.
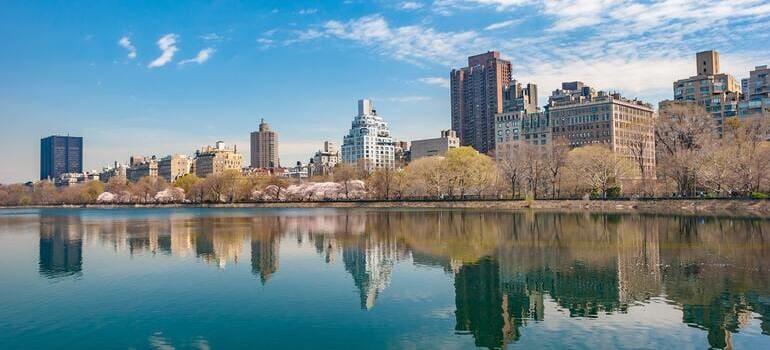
[0,208,769,349]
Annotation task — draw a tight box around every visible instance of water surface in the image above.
[1,208,769,349]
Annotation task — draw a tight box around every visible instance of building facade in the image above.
[503,80,539,113]
[341,99,395,172]
[158,155,192,182]
[549,92,656,177]
[40,135,83,180]
[99,162,127,183]
[127,156,158,182]
[494,111,551,153]
[738,65,770,117]
[451,51,512,154]
[195,141,243,178]
[548,81,596,106]
[673,50,741,134]
[250,119,279,169]
[311,141,339,177]
[410,130,460,160]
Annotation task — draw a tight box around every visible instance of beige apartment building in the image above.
[549,92,656,177]
[494,111,551,154]
[127,156,158,182]
[673,50,741,134]
[451,51,512,154]
[410,130,460,160]
[250,119,279,169]
[311,141,339,176]
[739,65,770,118]
[195,141,243,178]
[158,154,192,182]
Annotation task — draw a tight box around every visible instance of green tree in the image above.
[174,174,201,194]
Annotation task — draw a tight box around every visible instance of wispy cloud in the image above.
[199,33,224,42]
[298,8,318,15]
[179,48,215,65]
[148,34,179,68]
[484,19,521,30]
[118,36,137,59]
[257,38,275,49]
[398,2,424,10]
[418,77,450,88]
[319,15,490,66]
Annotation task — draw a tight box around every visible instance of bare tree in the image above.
[655,102,715,196]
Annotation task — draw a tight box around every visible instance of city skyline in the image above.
[3,1,770,183]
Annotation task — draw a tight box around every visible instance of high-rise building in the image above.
[410,130,460,160]
[40,135,83,180]
[503,80,539,113]
[341,99,395,172]
[738,65,770,117]
[451,51,512,154]
[250,119,279,169]
[673,50,741,133]
[194,141,243,178]
[393,141,410,168]
[158,154,192,182]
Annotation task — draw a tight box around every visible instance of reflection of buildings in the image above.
[39,216,83,278]
[342,233,401,310]
[251,233,280,284]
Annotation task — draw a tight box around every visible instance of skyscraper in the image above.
[341,99,395,172]
[451,51,512,154]
[250,119,279,169]
[40,135,83,180]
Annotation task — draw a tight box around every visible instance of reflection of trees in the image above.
[659,216,770,349]
[39,215,83,278]
[30,209,770,348]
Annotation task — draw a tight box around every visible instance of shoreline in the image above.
[2,199,769,218]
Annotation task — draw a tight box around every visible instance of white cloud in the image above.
[148,34,179,68]
[179,48,215,65]
[118,36,137,59]
[484,19,520,30]
[319,15,491,66]
[418,77,450,88]
[257,38,275,49]
[298,8,318,15]
[398,2,424,10]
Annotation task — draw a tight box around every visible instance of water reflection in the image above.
[31,209,770,349]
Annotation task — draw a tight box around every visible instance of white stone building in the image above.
[341,99,395,172]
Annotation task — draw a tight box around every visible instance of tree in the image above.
[655,102,715,196]
[497,142,526,198]
[81,181,105,203]
[404,156,446,198]
[368,168,400,199]
[333,163,357,199]
[567,145,634,198]
[545,138,569,198]
[265,175,289,200]
[174,174,201,194]
[32,181,57,205]
[444,147,494,198]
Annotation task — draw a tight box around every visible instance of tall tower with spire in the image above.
[250,118,279,168]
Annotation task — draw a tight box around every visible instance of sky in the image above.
[2,0,770,183]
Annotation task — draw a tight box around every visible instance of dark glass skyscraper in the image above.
[40,135,83,180]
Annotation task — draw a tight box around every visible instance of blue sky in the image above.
[2,0,770,183]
